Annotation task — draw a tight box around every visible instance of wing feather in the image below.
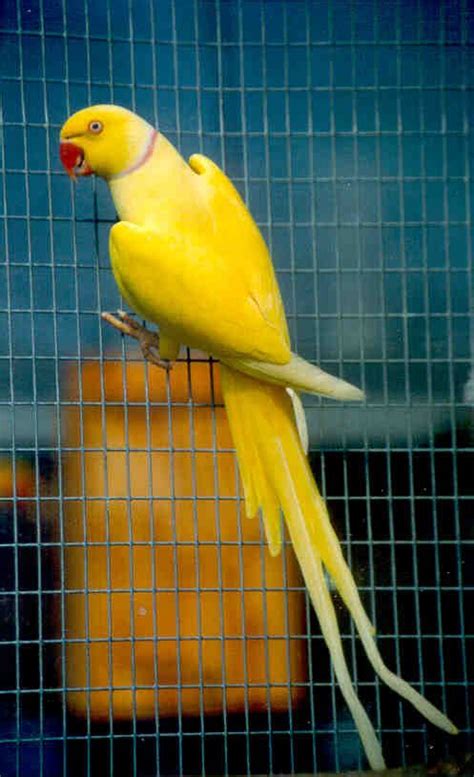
[189,153,290,349]
[109,152,293,364]
[109,220,291,364]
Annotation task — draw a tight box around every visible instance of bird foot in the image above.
[101,310,173,371]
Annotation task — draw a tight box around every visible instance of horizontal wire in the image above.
[2,29,471,45]
[0,678,466,696]
[1,724,468,745]
[0,632,470,646]
[2,585,473,596]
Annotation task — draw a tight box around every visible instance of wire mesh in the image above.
[0,0,473,774]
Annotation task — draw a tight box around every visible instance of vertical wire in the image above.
[373,0,404,761]
[232,477,252,777]
[119,339,138,777]
[393,0,410,757]
[145,1,163,772]
[231,2,255,772]
[259,3,276,770]
[207,358,229,776]
[212,4,238,772]
[5,7,22,773]
[15,6,44,774]
[142,368,162,777]
[142,362,162,776]
[455,0,472,732]
[185,355,206,776]
[229,421,252,776]
[304,1,321,770]
[81,4,98,771]
[405,0,428,761]
[326,2,343,767]
[190,6,208,770]
[124,4,140,773]
[233,8,253,761]
[57,0,76,771]
[103,0,121,771]
[95,209,116,776]
[222,2,252,771]
[280,7,297,769]
[351,0,383,752]
[418,0,445,755]
[169,4,185,771]
[222,7,254,753]
[162,374,185,777]
[343,3,364,767]
[435,0,454,731]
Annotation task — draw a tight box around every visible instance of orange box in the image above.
[62,359,307,719]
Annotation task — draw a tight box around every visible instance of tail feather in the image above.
[222,377,258,515]
[220,364,458,769]
[223,366,282,554]
[286,388,309,453]
[281,497,386,770]
[230,352,365,401]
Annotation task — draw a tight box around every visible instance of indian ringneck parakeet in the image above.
[59,105,457,769]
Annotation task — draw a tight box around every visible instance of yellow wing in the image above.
[109,152,292,364]
[109,219,290,363]
[188,153,290,349]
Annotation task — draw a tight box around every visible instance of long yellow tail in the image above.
[220,364,457,771]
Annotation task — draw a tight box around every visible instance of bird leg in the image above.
[101,310,173,371]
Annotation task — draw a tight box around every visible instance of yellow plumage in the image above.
[60,105,457,769]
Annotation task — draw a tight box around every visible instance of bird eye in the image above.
[88,120,103,134]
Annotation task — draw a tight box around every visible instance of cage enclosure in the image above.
[0,0,473,775]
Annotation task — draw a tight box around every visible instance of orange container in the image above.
[62,359,306,720]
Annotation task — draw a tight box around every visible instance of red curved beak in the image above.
[59,141,93,179]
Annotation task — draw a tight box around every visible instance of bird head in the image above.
[59,104,156,181]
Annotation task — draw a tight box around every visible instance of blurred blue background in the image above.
[0,1,473,775]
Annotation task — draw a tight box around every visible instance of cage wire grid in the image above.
[0,0,473,774]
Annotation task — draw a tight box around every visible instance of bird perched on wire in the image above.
[60,104,457,769]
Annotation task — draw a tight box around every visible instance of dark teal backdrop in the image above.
[0,1,472,774]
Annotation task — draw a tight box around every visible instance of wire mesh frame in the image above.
[0,0,473,775]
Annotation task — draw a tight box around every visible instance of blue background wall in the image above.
[0,1,472,774]
[1,0,472,446]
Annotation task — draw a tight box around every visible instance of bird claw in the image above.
[140,341,173,372]
[101,310,173,372]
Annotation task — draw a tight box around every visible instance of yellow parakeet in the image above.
[60,105,457,769]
